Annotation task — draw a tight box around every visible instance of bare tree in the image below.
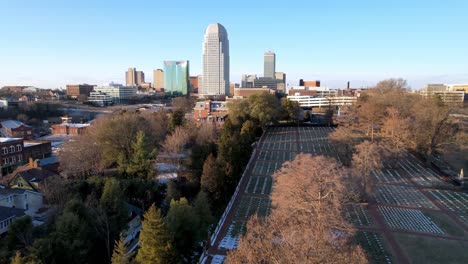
[352,141,382,202]
[381,107,412,166]
[410,97,460,164]
[58,126,104,179]
[227,154,367,264]
[195,122,218,145]
[162,126,191,168]
[329,126,358,166]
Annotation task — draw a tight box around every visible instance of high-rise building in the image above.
[201,23,230,96]
[241,74,257,88]
[126,68,145,86]
[264,51,276,79]
[275,72,286,92]
[136,71,145,85]
[126,68,136,86]
[164,61,189,96]
[153,69,164,90]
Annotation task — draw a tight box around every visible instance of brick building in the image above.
[51,123,90,135]
[1,86,28,93]
[233,87,275,98]
[23,141,52,160]
[299,80,320,87]
[1,120,34,140]
[0,138,25,174]
[66,84,96,101]
[189,76,199,92]
[193,101,228,124]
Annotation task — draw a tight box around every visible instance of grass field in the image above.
[393,233,468,264]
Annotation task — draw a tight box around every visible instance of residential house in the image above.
[0,206,25,235]
[0,188,44,217]
[3,158,59,193]
[123,203,143,254]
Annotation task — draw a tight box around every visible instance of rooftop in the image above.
[0,137,23,143]
[55,123,90,128]
[1,120,30,130]
[0,188,26,198]
[0,206,25,222]
[205,23,227,36]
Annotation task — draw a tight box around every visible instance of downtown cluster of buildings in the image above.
[61,22,468,110]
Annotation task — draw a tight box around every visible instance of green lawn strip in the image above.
[422,210,468,238]
[393,233,468,264]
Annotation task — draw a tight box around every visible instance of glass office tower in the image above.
[164,60,189,96]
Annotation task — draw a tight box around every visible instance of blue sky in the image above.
[1,0,467,89]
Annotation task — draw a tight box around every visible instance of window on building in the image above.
[11,156,16,163]
[3,158,8,164]
[18,155,22,162]
[1,147,7,154]
[27,131,31,135]
[16,145,22,151]
[9,146,15,153]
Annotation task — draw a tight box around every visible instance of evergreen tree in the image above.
[200,154,224,208]
[136,204,173,264]
[98,178,128,262]
[111,235,133,264]
[120,131,157,180]
[193,191,214,241]
[168,109,185,131]
[166,198,197,261]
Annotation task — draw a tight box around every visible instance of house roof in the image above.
[54,123,90,128]
[126,203,143,217]
[0,137,22,143]
[1,120,31,130]
[0,206,25,222]
[194,101,208,110]
[2,164,59,192]
[0,188,26,198]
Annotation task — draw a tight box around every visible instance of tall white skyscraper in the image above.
[201,23,230,96]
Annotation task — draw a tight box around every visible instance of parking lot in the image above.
[204,126,468,264]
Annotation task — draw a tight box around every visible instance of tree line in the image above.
[330,78,463,201]
[2,94,299,263]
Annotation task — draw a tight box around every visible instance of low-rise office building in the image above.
[87,91,113,106]
[93,83,136,104]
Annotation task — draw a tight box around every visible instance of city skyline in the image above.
[1,0,467,89]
